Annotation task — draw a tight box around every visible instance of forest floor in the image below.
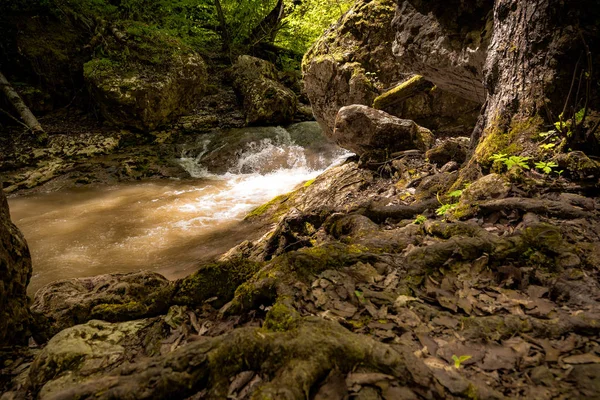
[1,126,599,399]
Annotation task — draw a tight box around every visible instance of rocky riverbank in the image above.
[2,0,600,399]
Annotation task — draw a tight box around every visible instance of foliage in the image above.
[276,0,354,54]
[452,354,472,369]
[49,0,351,62]
[413,215,427,225]
[489,153,530,170]
[436,203,457,216]
[534,161,558,174]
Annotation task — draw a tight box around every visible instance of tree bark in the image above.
[0,71,46,140]
[248,0,286,46]
[472,0,600,163]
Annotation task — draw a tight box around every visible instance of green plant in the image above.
[436,203,457,216]
[489,153,530,170]
[452,354,472,369]
[413,215,427,225]
[534,161,558,174]
[448,189,463,198]
[539,142,556,150]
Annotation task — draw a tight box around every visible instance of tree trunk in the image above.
[0,71,46,140]
[472,0,600,165]
[214,0,230,53]
[248,0,286,46]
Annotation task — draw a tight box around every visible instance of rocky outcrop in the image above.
[391,0,492,103]
[0,189,33,346]
[302,0,480,138]
[84,25,207,131]
[31,271,173,340]
[232,56,297,125]
[333,105,433,158]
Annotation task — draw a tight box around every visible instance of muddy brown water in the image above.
[8,123,350,295]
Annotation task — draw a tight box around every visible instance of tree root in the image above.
[478,198,594,219]
[45,317,433,400]
[360,198,439,223]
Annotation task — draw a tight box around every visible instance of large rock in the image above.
[31,271,174,340]
[84,24,207,131]
[392,0,493,103]
[302,0,480,138]
[332,105,433,157]
[0,189,33,346]
[232,55,297,125]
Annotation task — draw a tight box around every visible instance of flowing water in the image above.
[8,123,350,295]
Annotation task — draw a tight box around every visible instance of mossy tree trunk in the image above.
[471,0,600,165]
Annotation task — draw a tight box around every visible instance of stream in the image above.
[8,122,349,295]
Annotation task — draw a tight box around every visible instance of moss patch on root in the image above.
[475,115,543,166]
[172,258,263,308]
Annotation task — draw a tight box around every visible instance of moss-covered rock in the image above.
[0,188,33,346]
[303,0,480,138]
[172,258,263,308]
[232,56,297,125]
[31,271,174,340]
[84,23,207,131]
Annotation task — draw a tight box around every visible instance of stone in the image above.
[84,52,206,132]
[332,105,432,158]
[31,271,173,340]
[392,0,493,103]
[28,319,152,398]
[460,173,511,204]
[232,55,297,125]
[302,0,480,138]
[0,188,33,346]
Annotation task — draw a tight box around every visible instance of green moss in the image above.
[245,193,291,220]
[475,115,543,166]
[303,178,316,187]
[263,300,299,332]
[90,301,148,322]
[173,258,263,308]
[372,75,433,110]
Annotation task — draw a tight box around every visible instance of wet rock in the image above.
[84,32,207,131]
[426,138,469,167]
[232,56,297,125]
[31,271,173,340]
[333,105,432,158]
[0,189,33,346]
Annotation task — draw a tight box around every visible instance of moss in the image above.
[263,300,299,332]
[173,258,263,308]
[90,301,148,322]
[303,178,316,188]
[475,115,543,166]
[372,75,433,110]
[245,193,291,220]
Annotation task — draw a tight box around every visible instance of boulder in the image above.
[31,271,174,340]
[84,24,207,131]
[302,0,480,137]
[392,0,493,103]
[232,55,297,125]
[332,105,433,158]
[0,188,33,346]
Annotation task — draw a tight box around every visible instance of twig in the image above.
[0,107,32,131]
